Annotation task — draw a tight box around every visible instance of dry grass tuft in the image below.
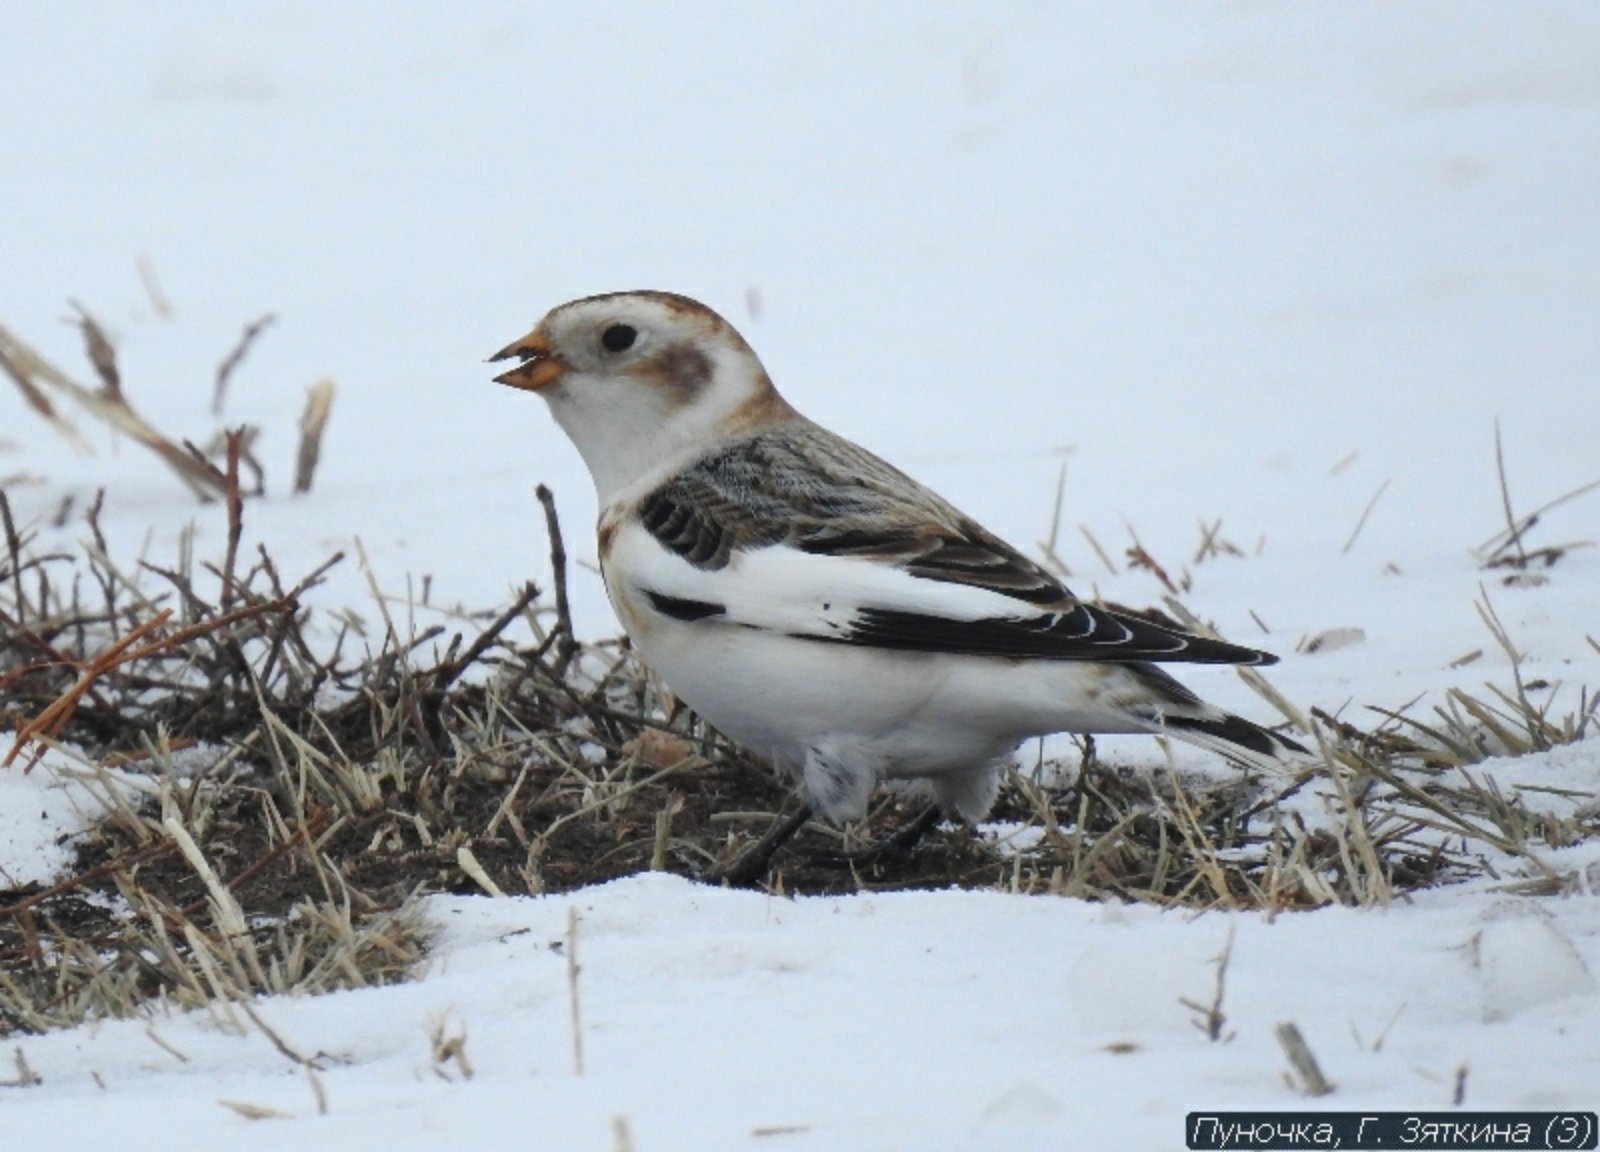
[2,427,1597,1035]
[0,308,227,500]
[1,300,335,500]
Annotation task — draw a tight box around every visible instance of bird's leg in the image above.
[806,803,943,869]
[702,803,815,887]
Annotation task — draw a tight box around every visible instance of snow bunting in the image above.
[492,291,1305,824]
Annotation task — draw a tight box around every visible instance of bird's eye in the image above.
[600,323,637,353]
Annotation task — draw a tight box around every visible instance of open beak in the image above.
[489,329,569,392]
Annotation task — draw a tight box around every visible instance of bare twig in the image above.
[1036,461,1071,576]
[566,906,584,1075]
[1194,518,1243,564]
[212,313,276,416]
[0,334,87,450]
[1,1047,41,1088]
[1475,419,1600,564]
[5,593,297,770]
[1478,475,1600,560]
[0,841,178,923]
[537,485,579,677]
[1179,923,1235,1041]
[1490,420,1526,568]
[0,320,226,500]
[197,426,265,495]
[0,492,23,623]
[220,430,245,611]
[1126,532,1182,596]
[433,581,540,693]
[68,302,121,397]
[4,608,175,770]
[1341,479,1390,555]
[1078,524,1117,576]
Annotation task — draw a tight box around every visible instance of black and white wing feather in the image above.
[625,421,1276,667]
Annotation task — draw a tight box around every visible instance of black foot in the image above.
[803,803,943,870]
[702,804,815,887]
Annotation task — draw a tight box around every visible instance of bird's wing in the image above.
[622,424,1276,667]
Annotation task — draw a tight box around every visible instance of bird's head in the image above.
[491,291,794,500]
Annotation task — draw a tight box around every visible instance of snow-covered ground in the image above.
[3,3,1599,1147]
[2,870,1596,1150]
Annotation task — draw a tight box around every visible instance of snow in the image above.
[4,2,1600,1146]
[0,761,101,888]
[4,869,1600,1148]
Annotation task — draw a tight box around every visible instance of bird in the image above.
[491,290,1306,830]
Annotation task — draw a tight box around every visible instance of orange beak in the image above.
[489,329,569,392]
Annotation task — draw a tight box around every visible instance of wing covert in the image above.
[628,423,1278,667]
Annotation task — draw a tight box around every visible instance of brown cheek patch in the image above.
[631,344,714,407]
[660,345,713,390]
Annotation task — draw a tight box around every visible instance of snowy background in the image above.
[3,3,1600,1147]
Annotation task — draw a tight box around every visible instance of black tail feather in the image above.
[1164,712,1308,760]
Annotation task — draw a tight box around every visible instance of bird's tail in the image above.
[1119,663,1309,772]
[1159,707,1310,772]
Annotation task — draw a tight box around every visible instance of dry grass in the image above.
[0,472,1006,1035]
[3,481,1595,1037]
[2,319,1597,1036]
[0,299,335,501]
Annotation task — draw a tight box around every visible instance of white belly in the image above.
[617,598,1144,781]
[597,513,1153,820]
